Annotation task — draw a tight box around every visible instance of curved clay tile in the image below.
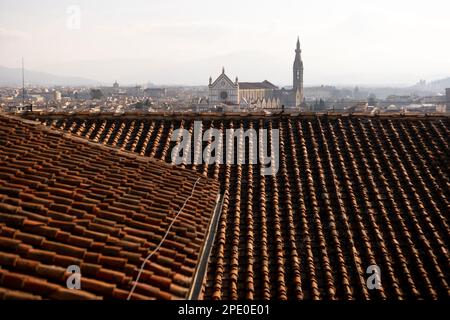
[17,112,450,300]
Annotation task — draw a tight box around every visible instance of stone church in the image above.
[208,37,305,110]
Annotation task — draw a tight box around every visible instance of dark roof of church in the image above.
[0,113,220,300]
[239,80,278,90]
[17,111,450,300]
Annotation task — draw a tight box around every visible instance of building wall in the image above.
[446,88,450,110]
[239,89,274,102]
[145,88,166,98]
[209,86,239,105]
[252,97,281,109]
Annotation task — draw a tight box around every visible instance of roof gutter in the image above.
[188,192,224,300]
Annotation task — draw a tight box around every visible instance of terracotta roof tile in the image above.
[48,287,100,300]
[0,114,220,300]
[13,112,450,300]
[0,288,42,300]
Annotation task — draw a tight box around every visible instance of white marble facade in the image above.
[208,67,240,106]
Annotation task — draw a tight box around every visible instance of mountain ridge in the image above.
[0,66,101,86]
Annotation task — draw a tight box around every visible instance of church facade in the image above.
[208,67,240,106]
[208,37,305,110]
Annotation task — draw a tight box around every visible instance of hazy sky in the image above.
[1,0,449,86]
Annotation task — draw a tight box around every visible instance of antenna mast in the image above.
[22,57,25,106]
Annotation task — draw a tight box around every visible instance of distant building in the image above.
[53,90,62,101]
[128,86,143,97]
[208,68,240,107]
[291,36,304,106]
[7,105,32,113]
[99,82,144,97]
[239,80,278,102]
[144,88,167,99]
[346,101,369,112]
[208,37,305,110]
[446,88,450,111]
[418,95,446,113]
[386,95,415,103]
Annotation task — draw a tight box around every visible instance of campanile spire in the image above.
[293,37,303,89]
[293,37,304,107]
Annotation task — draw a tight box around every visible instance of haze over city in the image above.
[1,0,449,86]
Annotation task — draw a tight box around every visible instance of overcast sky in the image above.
[1,0,449,86]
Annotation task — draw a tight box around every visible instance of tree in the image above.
[134,101,144,110]
[90,89,103,100]
[368,94,377,107]
[319,98,325,108]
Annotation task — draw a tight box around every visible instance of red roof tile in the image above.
[15,112,450,300]
[0,114,220,299]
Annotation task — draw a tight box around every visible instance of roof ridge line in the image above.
[20,111,450,120]
[0,112,218,185]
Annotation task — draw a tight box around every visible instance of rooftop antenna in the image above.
[21,57,25,106]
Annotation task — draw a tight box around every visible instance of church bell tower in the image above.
[293,37,304,106]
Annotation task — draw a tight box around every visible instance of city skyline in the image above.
[0,0,449,85]
[0,1,449,307]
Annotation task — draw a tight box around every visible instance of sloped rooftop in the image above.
[0,114,220,300]
[10,112,450,299]
[239,80,279,90]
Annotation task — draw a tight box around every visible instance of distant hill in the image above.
[0,66,101,86]
[428,77,450,90]
[409,76,450,93]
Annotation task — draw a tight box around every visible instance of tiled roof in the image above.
[239,80,278,90]
[19,112,450,299]
[0,114,220,300]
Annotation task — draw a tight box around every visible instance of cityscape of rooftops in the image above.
[0,0,449,314]
[0,0,449,114]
